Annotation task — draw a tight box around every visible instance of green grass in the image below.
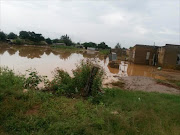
[51,45,83,53]
[176,82,180,87]
[51,45,82,50]
[0,68,180,135]
[99,49,110,55]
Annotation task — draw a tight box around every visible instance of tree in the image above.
[19,31,29,39]
[83,42,97,48]
[115,43,121,49]
[19,31,45,42]
[97,42,109,49]
[60,34,73,46]
[28,31,44,42]
[52,39,60,43]
[0,31,7,41]
[7,32,18,39]
[45,38,52,44]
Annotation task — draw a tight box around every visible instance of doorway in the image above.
[177,54,180,65]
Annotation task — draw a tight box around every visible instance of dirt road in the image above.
[122,76,180,94]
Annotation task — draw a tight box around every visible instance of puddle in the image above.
[0,45,167,84]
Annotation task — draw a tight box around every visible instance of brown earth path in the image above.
[121,76,180,94]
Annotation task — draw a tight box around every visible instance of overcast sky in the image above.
[0,0,179,48]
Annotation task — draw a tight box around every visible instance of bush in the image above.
[0,67,24,93]
[13,38,25,45]
[50,69,73,95]
[24,69,47,90]
[48,60,104,97]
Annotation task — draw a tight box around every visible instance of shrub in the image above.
[13,38,25,45]
[0,67,24,93]
[49,60,104,97]
[24,69,47,90]
[50,69,73,95]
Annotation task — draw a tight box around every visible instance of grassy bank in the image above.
[51,45,81,50]
[50,45,84,54]
[99,49,110,55]
[0,68,180,135]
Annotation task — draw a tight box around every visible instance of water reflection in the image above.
[0,45,10,55]
[0,45,165,81]
[7,48,17,56]
[127,63,165,80]
[59,52,72,60]
[19,48,45,59]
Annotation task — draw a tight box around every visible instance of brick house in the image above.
[158,44,180,69]
[129,44,159,65]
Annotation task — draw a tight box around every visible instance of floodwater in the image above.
[0,45,165,83]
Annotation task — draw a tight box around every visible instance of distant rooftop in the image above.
[135,44,159,48]
[165,44,180,46]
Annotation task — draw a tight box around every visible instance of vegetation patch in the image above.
[1,64,180,134]
[51,45,81,52]
[46,60,104,98]
[99,49,110,55]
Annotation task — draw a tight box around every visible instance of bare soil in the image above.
[121,76,180,94]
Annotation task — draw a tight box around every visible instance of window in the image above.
[146,52,150,60]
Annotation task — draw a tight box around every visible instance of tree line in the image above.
[0,31,111,49]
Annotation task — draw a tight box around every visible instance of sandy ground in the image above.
[121,76,180,94]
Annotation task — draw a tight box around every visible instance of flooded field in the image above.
[0,45,178,84]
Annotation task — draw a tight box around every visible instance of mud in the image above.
[122,76,180,94]
[154,70,180,81]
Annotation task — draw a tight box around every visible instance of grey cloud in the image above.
[0,0,179,48]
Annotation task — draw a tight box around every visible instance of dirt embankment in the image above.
[121,76,180,94]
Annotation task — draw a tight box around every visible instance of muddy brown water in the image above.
[0,45,166,84]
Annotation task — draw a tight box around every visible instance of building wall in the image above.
[157,47,166,66]
[163,45,180,68]
[129,47,135,62]
[87,47,96,51]
[133,45,158,65]
[126,49,130,56]
[129,44,180,69]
